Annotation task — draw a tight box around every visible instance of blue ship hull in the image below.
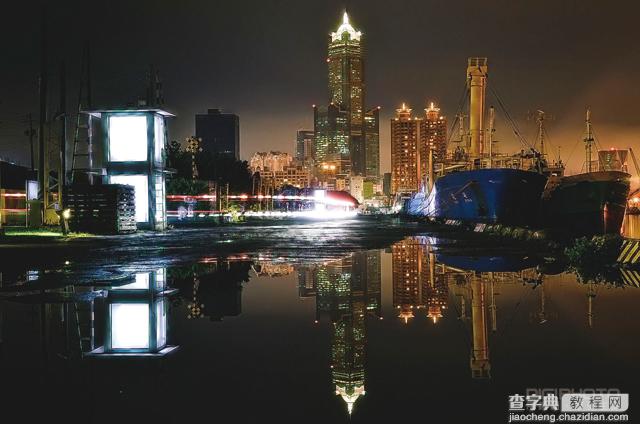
[407,168,547,227]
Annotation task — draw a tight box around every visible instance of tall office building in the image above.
[314,12,379,188]
[295,130,314,163]
[195,109,240,159]
[391,102,447,194]
[365,107,380,178]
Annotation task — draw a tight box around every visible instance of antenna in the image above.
[585,107,594,173]
[526,109,555,155]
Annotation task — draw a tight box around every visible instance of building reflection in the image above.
[390,237,546,380]
[86,268,178,357]
[391,238,448,324]
[298,251,381,416]
[169,258,251,321]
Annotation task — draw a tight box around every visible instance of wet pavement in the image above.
[0,218,638,423]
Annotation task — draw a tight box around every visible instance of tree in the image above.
[165,140,191,178]
[165,139,252,194]
[195,151,252,193]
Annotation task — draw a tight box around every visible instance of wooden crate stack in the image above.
[64,184,137,234]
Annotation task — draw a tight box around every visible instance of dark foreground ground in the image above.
[0,216,556,291]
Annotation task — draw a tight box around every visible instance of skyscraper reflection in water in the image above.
[391,238,448,324]
[391,237,492,379]
[298,251,381,416]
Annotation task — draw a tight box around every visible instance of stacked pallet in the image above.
[64,184,136,234]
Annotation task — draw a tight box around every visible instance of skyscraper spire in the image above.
[331,10,361,42]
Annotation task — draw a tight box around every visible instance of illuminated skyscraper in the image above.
[314,12,379,187]
[391,102,447,194]
[419,102,448,171]
[365,107,381,179]
[391,104,420,194]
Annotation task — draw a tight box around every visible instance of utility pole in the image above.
[59,61,66,202]
[26,113,35,171]
[38,9,48,215]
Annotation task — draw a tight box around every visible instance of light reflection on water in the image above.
[0,235,639,422]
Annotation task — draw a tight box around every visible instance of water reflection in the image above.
[86,268,178,357]
[302,251,381,415]
[1,236,639,421]
[170,259,251,321]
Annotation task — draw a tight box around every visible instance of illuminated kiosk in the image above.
[85,269,178,357]
[88,108,173,230]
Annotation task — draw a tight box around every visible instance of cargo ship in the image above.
[541,110,630,237]
[407,57,548,227]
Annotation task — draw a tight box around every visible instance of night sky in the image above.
[1,0,640,174]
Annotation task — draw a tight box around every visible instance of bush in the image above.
[564,234,623,283]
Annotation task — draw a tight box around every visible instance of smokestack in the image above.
[467,57,488,162]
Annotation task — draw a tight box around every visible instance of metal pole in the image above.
[27,113,35,171]
[59,62,66,202]
[38,10,48,216]
[585,108,593,173]
[488,106,495,168]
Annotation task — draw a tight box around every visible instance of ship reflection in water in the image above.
[1,238,639,422]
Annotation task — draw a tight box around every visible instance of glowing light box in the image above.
[110,174,148,222]
[110,303,150,349]
[109,115,148,162]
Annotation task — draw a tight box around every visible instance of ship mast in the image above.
[467,57,488,167]
[585,107,594,173]
[537,110,546,157]
[488,106,495,168]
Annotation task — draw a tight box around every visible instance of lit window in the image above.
[109,115,148,162]
[154,115,165,163]
[110,174,149,222]
[110,303,150,349]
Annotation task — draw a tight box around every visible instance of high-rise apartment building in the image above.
[391,104,420,194]
[420,102,447,169]
[391,102,447,194]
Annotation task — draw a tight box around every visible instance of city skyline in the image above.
[2,1,639,175]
